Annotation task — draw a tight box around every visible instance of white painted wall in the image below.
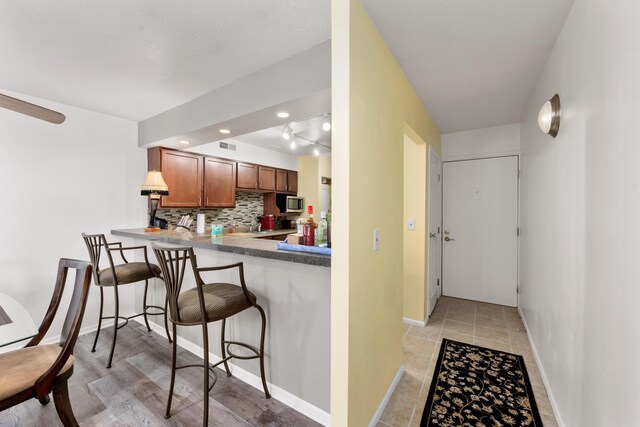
[519,1,640,426]
[442,123,520,160]
[0,89,146,342]
[186,139,298,171]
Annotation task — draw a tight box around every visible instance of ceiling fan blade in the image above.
[0,93,66,124]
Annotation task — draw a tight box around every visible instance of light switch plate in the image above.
[407,218,415,230]
[373,228,380,251]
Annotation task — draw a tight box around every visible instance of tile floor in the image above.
[378,296,558,427]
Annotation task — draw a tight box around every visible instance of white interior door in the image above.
[442,156,518,307]
[427,148,442,316]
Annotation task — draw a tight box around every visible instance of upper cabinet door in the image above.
[287,171,298,194]
[236,163,258,190]
[276,169,288,192]
[258,166,276,191]
[204,158,236,208]
[158,149,203,207]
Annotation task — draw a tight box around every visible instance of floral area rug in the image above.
[420,339,543,426]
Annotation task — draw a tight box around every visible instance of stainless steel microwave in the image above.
[285,196,304,213]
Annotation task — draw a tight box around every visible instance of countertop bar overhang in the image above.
[111,228,331,267]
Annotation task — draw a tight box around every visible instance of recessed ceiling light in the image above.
[219,129,231,134]
[313,148,320,156]
[179,140,190,145]
[277,111,290,118]
[290,140,296,150]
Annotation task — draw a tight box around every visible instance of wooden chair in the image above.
[151,244,270,427]
[0,258,92,426]
[82,233,172,368]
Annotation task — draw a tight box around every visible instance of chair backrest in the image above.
[81,233,114,285]
[151,244,200,323]
[28,258,92,398]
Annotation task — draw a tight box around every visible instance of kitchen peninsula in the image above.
[111,227,331,424]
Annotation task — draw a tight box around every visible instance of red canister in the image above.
[260,214,275,231]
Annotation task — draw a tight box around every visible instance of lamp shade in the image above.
[140,171,169,196]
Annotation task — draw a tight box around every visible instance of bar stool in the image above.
[151,243,270,427]
[82,233,171,368]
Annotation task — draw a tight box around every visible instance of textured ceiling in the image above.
[0,1,330,121]
[361,0,575,133]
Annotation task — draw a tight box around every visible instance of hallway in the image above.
[379,297,558,426]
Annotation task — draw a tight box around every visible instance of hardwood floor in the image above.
[0,322,321,427]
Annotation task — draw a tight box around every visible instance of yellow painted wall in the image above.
[403,134,429,322]
[298,156,319,219]
[331,0,441,425]
[298,155,332,222]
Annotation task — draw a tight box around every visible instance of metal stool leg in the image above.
[256,304,271,399]
[106,285,120,369]
[163,295,172,343]
[165,322,177,419]
[142,279,152,332]
[202,323,210,427]
[220,318,232,376]
[91,287,104,352]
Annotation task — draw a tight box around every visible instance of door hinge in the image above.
[437,226,440,234]
[437,278,440,287]
[517,286,520,294]
[438,174,441,182]
[517,227,520,236]
[517,169,521,178]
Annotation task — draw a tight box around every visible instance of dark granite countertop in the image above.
[111,228,330,267]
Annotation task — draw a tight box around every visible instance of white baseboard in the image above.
[139,319,331,426]
[403,317,426,327]
[41,316,127,346]
[517,307,565,427]
[368,365,404,427]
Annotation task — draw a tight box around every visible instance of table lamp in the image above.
[141,171,169,232]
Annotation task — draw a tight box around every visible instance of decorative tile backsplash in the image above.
[157,192,263,228]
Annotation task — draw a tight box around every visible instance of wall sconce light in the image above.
[537,94,561,138]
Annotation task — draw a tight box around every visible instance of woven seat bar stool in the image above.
[151,243,270,427]
[82,233,171,368]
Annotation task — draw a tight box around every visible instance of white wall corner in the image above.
[368,365,404,427]
[518,307,566,427]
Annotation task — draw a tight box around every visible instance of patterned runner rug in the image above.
[420,339,543,426]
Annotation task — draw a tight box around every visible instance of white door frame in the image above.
[427,146,442,318]
[441,154,520,306]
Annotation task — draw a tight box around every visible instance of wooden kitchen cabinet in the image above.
[148,147,202,208]
[204,157,236,208]
[237,163,276,191]
[287,171,298,194]
[258,166,276,191]
[276,169,288,192]
[275,169,298,194]
[237,163,258,190]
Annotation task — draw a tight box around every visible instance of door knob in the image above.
[444,236,455,242]
[429,233,437,238]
